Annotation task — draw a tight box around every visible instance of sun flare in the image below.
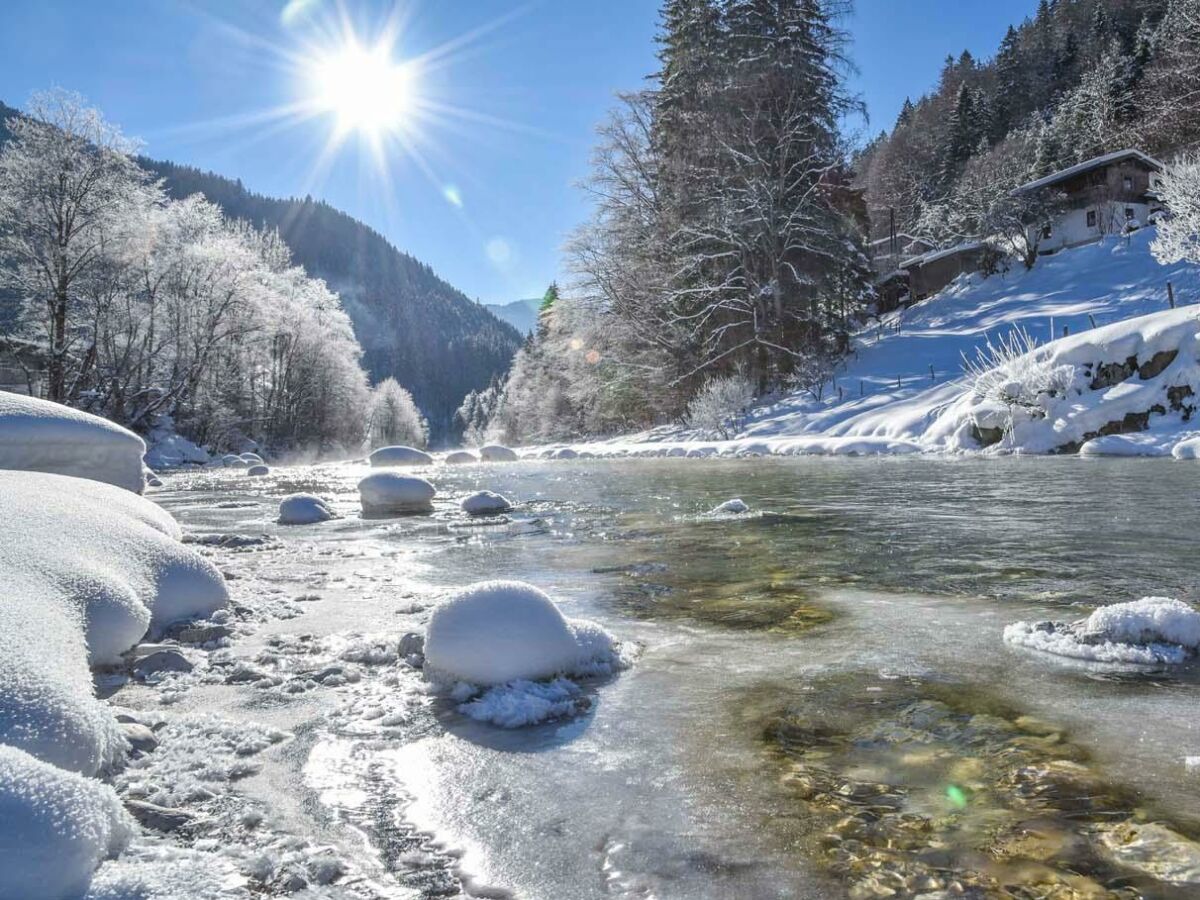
[310,39,415,136]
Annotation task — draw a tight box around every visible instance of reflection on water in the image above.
[158,456,1200,899]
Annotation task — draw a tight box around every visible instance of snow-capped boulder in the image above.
[239,452,264,465]
[1172,437,1200,460]
[358,472,436,515]
[710,498,749,515]
[221,454,248,468]
[0,745,131,900]
[480,444,519,462]
[143,431,209,471]
[1005,597,1200,665]
[278,493,336,525]
[424,581,618,686]
[461,490,512,515]
[444,450,478,464]
[0,393,146,493]
[0,471,228,773]
[369,445,434,467]
[246,464,270,476]
[552,447,579,460]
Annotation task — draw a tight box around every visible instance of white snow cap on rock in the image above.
[0,745,131,900]
[369,445,434,467]
[479,444,518,462]
[444,450,479,464]
[278,493,336,525]
[358,472,436,515]
[0,392,146,493]
[711,498,749,515]
[246,464,270,476]
[424,581,619,686]
[0,471,228,773]
[221,454,248,468]
[1005,597,1200,665]
[461,490,512,515]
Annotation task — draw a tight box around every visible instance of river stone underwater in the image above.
[148,456,1200,899]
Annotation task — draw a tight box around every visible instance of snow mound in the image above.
[710,498,749,515]
[461,490,512,515]
[358,472,436,515]
[221,454,247,468]
[239,452,263,464]
[278,493,335,525]
[369,445,434,467]
[1004,597,1200,665]
[0,472,227,773]
[424,581,620,687]
[0,744,131,900]
[0,392,147,492]
[246,464,269,476]
[1172,437,1200,460]
[444,450,478,464]
[480,444,519,462]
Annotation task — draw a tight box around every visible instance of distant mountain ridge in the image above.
[0,100,521,440]
[485,298,540,335]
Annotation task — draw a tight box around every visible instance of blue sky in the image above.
[0,0,1037,305]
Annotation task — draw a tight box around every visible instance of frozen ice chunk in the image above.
[0,393,146,493]
[0,745,131,900]
[358,472,436,515]
[278,493,336,525]
[369,445,434,467]
[460,490,512,515]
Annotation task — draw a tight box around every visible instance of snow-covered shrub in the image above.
[367,377,428,450]
[368,445,434,467]
[961,327,1077,436]
[0,745,131,900]
[424,581,620,687]
[686,372,756,439]
[1152,156,1200,265]
[0,393,146,493]
[358,472,435,515]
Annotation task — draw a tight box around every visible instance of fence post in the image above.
[859,380,864,397]
[929,364,935,382]
[1168,281,1176,309]
[1088,314,1097,330]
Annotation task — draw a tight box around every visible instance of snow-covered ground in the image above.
[519,229,1200,460]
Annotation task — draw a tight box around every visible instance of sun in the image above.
[310,39,415,137]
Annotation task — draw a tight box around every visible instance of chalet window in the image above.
[1123,176,1134,191]
[1125,207,1135,220]
[1042,224,1053,240]
[1087,210,1097,228]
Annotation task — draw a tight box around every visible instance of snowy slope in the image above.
[740,229,1200,443]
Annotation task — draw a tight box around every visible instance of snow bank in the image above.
[369,445,434,467]
[461,490,512,515]
[278,493,335,525]
[479,444,519,462]
[0,392,146,492]
[425,581,620,686]
[0,471,227,773]
[444,450,478,464]
[1005,597,1200,665]
[0,745,131,900]
[358,472,435,515]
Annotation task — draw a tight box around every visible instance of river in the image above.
[129,456,1200,899]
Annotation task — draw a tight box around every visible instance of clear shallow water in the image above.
[154,457,1200,899]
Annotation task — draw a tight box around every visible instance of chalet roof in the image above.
[899,240,983,270]
[1014,149,1166,194]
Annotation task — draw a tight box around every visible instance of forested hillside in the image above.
[857,0,1200,244]
[141,159,521,439]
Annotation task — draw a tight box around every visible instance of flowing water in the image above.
[146,457,1200,899]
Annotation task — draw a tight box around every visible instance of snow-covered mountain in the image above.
[484,298,540,335]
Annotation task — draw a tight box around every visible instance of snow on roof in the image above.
[1014,149,1166,194]
[899,241,984,270]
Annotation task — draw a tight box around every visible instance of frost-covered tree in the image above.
[685,371,756,438]
[0,89,154,401]
[367,377,428,449]
[1152,157,1200,265]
